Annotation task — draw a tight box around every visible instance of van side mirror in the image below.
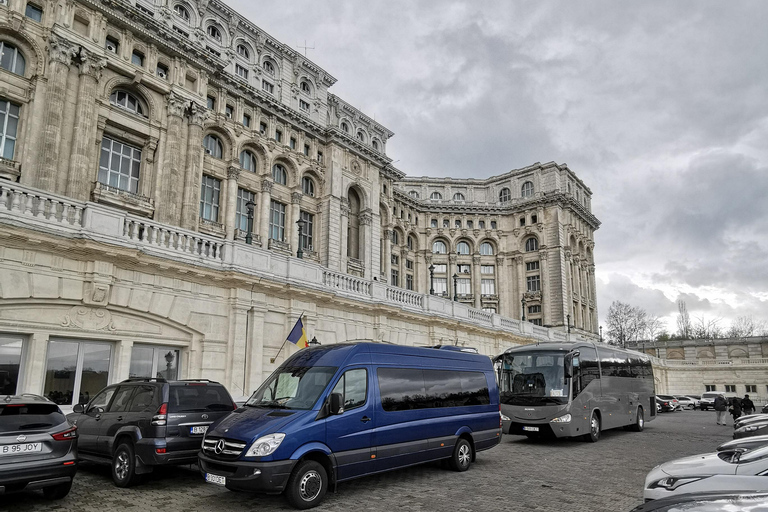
[72,404,84,414]
[329,393,344,415]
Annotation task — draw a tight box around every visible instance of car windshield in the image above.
[496,351,568,406]
[246,366,337,410]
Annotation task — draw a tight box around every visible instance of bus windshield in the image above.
[497,351,568,406]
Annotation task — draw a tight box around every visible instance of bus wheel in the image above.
[448,438,472,472]
[631,406,644,432]
[586,412,601,442]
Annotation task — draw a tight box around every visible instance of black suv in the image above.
[0,394,78,499]
[67,378,236,487]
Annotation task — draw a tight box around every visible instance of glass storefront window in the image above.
[44,340,112,406]
[0,335,24,395]
[129,346,179,380]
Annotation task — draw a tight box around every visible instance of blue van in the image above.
[198,342,501,508]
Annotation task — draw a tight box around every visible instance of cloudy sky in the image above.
[227,1,768,335]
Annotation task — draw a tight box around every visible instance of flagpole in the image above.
[271,311,305,363]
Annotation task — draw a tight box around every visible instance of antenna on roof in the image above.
[297,40,315,57]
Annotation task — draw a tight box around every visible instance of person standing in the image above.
[742,394,755,416]
[730,397,742,424]
[714,394,727,425]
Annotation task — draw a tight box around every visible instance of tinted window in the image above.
[0,403,65,432]
[247,366,337,411]
[579,347,600,387]
[599,349,630,377]
[129,385,159,412]
[630,356,653,380]
[109,386,135,413]
[331,368,367,411]
[88,387,115,413]
[378,368,490,412]
[169,385,232,413]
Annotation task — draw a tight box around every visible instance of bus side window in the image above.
[572,356,582,398]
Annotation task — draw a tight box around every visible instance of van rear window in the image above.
[378,368,490,412]
[169,386,232,413]
[0,403,66,433]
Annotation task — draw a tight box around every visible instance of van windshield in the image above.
[246,366,337,410]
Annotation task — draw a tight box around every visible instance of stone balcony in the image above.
[0,180,592,344]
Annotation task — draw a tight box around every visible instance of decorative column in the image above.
[515,255,525,319]
[259,179,273,243]
[382,228,392,284]
[156,92,187,224]
[496,256,506,316]
[67,50,107,200]
[539,249,550,326]
[448,253,457,300]
[289,191,302,253]
[181,102,208,230]
[339,198,349,271]
[472,254,482,308]
[224,165,240,241]
[38,35,78,193]
[359,210,372,279]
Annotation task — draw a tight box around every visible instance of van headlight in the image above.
[246,433,285,457]
[649,477,703,490]
[551,414,571,423]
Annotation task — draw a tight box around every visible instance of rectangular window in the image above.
[479,220,485,228]
[377,368,490,412]
[172,26,189,38]
[481,279,495,295]
[483,307,496,314]
[156,63,168,79]
[289,137,296,149]
[455,220,461,228]
[725,385,736,393]
[442,219,449,227]
[225,104,233,118]
[530,319,543,326]
[105,36,119,54]
[317,150,323,163]
[98,136,141,193]
[433,264,447,273]
[259,121,267,134]
[526,261,540,271]
[129,346,180,380]
[131,51,144,67]
[526,275,541,292]
[0,334,24,395]
[235,188,255,232]
[0,99,20,160]
[269,200,286,241]
[431,219,438,228]
[262,80,274,94]
[491,221,497,229]
[199,175,221,222]
[300,211,314,250]
[528,305,542,314]
[274,129,282,142]
[391,254,399,265]
[206,96,215,110]
[481,265,494,274]
[303,144,310,156]
[746,385,757,393]
[406,274,413,290]
[235,63,248,79]
[391,269,399,287]
[25,3,43,21]
[299,99,310,111]
[242,114,251,127]
[44,340,112,406]
[705,384,717,392]
[433,277,447,296]
[456,278,470,295]
[405,259,413,270]
[457,264,470,274]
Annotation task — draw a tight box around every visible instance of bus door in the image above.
[570,347,601,427]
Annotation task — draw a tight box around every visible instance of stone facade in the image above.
[0,0,599,409]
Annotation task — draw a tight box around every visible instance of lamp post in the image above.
[428,264,435,295]
[599,325,603,343]
[308,336,321,346]
[164,351,175,379]
[521,296,527,322]
[296,217,306,259]
[452,273,458,301]
[566,314,571,333]
[245,200,255,245]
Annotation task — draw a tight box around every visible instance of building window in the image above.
[453,192,465,201]
[746,385,757,393]
[457,264,470,274]
[357,131,365,142]
[433,277,447,296]
[525,238,539,252]
[530,319,543,326]
[300,80,311,94]
[239,150,257,172]
[274,129,282,143]
[236,44,250,59]
[725,385,736,393]
[0,42,25,77]
[131,50,144,67]
[235,188,255,232]
[289,137,296,149]
[391,231,400,245]
[430,218,437,228]
[105,36,119,54]
[110,90,145,116]
[430,191,442,200]
[479,220,485,229]
[455,220,461,228]
[199,175,221,221]
[480,242,494,255]
[407,235,414,250]
[490,221,497,229]
[406,274,413,291]
[499,187,511,203]
[259,121,267,134]
[269,200,286,241]
[0,99,20,160]
[456,278,470,295]
[405,259,414,270]
[225,104,233,118]
[528,305,542,314]
[341,122,349,133]
[272,163,287,185]
[156,63,168,79]
[303,143,310,156]
[202,134,223,158]
[481,279,496,295]
[456,241,470,255]
[302,176,315,196]
[432,240,447,254]
[299,99,311,112]
[409,190,420,199]
[207,25,222,42]
[235,64,248,80]
[98,137,141,194]
[129,346,179,380]
[262,80,274,94]
[526,261,540,271]
[317,150,323,163]
[433,264,447,273]
[173,4,190,21]
[206,95,215,110]
[521,181,534,198]
[532,214,537,223]
[0,334,23,395]
[467,220,473,229]
[300,211,314,250]
[391,269,400,287]
[43,340,112,406]
[481,265,494,274]
[25,3,43,21]
[705,384,716,392]
[243,113,251,127]
[442,219,449,228]
[262,60,275,75]
[527,275,541,292]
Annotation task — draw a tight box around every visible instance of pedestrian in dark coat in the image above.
[742,395,755,416]
[729,397,742,423]
[714,395,727,425]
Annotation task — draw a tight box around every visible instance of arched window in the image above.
[372,140,379,151]
[262,60,275,75]
[239,150,257,172]
[347,188,361,259]
[499,187,511,203]
[109,90,145,116]
[525,237,539,252]
[272,163,287,185]
[203,134,223,158]
[407,235,414,250]
[432,240,447,254]
[341,121,349,133]
[480,242,494,255]
[453,192,465,201]
[302,176,315,196]
[430,191,442,200]
[173,4,190,21]
[391,230,400,245]
[236,44,250,59]
[300,80,311,94]
[408,190,419,198]
[0,42,25,76]
[207,25,222,42]
[357,131,365,142]
[456,241,470,255]
[521,181,534,198]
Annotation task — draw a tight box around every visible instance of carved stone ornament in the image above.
[227,166,240,180]
[261,179,273,193]
[188,101,210,126]
[48,34,78,66]
[539,249,548,260]
[564,249,572,261]
[78,49,107,79]
[167,92,187,118]
[359,210,372,226]
[291,191,303,204]
[62,306,116,331]
[351,160,361,175]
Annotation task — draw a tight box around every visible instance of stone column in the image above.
[539,249,550,326]
[66,50,107,200]
[448,253,457,299]
[360,210,372,279]
[496,256,506,315]
[156,92,187,224]
[289,191,302,253]
[259,180,273,243]
[38,35,78,193]
[21,332,50,395]
[382,228,392,283]
[339,199,349,271]
[181,102,208,230]
[516,255,525,319]
[224,166,240,241]
[472,254,482,308]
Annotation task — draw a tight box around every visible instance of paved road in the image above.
[1,410,735,512]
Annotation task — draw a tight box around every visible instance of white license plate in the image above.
[0,442,42,456]
[205,473,226,485]
[190,426,208,435]
[522,426,540,432]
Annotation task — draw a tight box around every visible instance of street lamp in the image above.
[452,273,458,301]
[308,336,321,346]
[566,314,571,333]
[521,296,527,322]
[164,351,175,379]
[428,264,435,295]
[599,325,603,343]
[296,217,306,259]
[245,200,255,245]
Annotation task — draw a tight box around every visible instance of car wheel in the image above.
[632,406,644,432]
[448,438,473,472]
[285,460,327,509]
[586,412,601,442]
[42,480,72,500]
[112,442,140,488]
[688,404,694,410]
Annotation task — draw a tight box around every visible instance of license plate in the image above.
[1,443,42,456]
[522,426,540,432]
[190,426,208,435]
[205,473,226,485]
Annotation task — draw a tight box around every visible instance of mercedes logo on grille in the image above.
[16,435,26,443]
[215,439,225,454]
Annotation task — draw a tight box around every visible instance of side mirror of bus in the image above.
[329,393,344,415]
[564,354,572,379]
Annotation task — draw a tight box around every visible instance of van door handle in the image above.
[360,416,371,423]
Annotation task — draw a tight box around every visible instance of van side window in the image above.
[378,368,490,412]
[331,368,367,411]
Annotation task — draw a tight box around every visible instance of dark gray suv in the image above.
[67,378,236,487]
[0,394,78,499]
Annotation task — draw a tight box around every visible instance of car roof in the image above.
[1,394,54,405]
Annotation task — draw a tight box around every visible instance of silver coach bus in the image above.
[494,342,655,442]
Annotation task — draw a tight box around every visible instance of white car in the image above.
[673,396,696,410]
[643,445,768,501]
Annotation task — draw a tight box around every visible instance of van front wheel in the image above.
[285,460,327,510]
[448,438,472,472]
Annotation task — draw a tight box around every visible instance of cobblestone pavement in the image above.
[1,410,736,512]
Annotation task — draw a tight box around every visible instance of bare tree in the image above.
[691,316,723,340]
[644,315,664,341]
[728,315,767,339]
[605,301,647,348]
[676,299,692,339]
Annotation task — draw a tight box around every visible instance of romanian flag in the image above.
[287,317,309,347]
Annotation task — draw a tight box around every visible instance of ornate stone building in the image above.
[0,0,598,408]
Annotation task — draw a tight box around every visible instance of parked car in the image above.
[631,492,768,511]
[0,395,78,499]
[734,419,768,439]
[699,391,737,411]
[643,445,768,501]
[655,395,678,412]
[673,396,696,410]
[717,435,768,452]
[763,404,768,414]
[67,378,236,487]
[735,414,768,430]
